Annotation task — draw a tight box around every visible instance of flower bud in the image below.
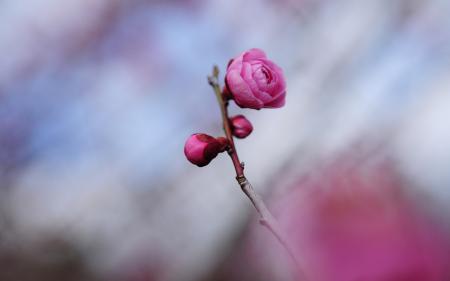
[230,115,253,138]
[225,48,286,109]
[184,133,228,167]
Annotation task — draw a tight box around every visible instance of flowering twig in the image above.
[185,48,304,278]
[207,65,304,276]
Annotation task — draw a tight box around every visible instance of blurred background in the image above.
[1,0,450,280]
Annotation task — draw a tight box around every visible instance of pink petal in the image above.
[264,91,286,108]
[243,48,267,61]
[259,58,283,74]
[256,91,274,103]
[227,54,244,72]
[240,62,253,79]
[252,67,276,92]
[226,69,263,109]
[260,59,286,97]
[241,62,261,95]
[184,134,209,165]
[241,63,276,104]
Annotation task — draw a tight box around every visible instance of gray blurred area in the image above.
[1,0,450,280]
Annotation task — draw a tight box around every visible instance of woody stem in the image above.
[207,66,305,278]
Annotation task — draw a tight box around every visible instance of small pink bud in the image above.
[184,134,228,167]
[230,115,253,138]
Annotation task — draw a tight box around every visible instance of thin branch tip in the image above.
[207,76,215,86]
[212,65,219,78]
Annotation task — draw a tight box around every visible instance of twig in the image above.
[207,66,306,279]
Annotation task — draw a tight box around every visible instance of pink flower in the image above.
[225,48,286,109]
[230,115,253,138]
[184,134,228,167]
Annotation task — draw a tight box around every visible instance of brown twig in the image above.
[207,66,306,279]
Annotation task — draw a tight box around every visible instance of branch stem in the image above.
[208,66,305,279]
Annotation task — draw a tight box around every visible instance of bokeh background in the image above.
[1,0,450,280]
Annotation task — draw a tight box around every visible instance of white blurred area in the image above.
[0,0,449,280]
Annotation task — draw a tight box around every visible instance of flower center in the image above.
[260,66,273,84]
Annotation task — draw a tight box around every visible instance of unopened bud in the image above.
[230,115,253,139]
[184,133,228,167]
